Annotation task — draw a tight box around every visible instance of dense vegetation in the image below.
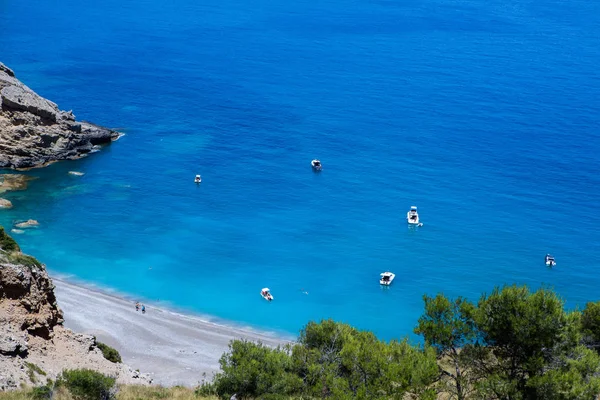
[199,285,600,399]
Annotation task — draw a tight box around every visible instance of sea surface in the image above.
[1,0,599,340]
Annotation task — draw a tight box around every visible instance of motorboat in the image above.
[311,159,322,171]
[260,287,274,301]
[545,254,556,267]
[407,206,420,225]
[195,174,202,184]
[380,272,395,286]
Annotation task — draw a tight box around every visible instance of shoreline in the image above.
[52,277,293,387]
[51,273,296,340]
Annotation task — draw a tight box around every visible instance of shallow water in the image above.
[1,0,599,340]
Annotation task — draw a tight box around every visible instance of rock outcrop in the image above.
[0,228,150,390]
[0,62,119,169]
[13,219,39,229]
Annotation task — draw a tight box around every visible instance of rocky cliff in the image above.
[0,228,150,390]
[0,62,119,169]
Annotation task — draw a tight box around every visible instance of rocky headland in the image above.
[0,62,119,169]
[0,228,151,390]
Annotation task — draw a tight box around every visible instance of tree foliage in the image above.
[414,285,600,400]
[204,286,600,400]
[415,294,479,400]
[582,301,600,350]
[201,340,301,399]
[202,320,438,399]
[474,286,580,399]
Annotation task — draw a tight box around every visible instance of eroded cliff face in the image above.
[0,262,63,342]
[0,62,119,169]
[0,229,150,390]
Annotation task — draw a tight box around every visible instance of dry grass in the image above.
[0,390,30,400]
[0,386,70,400]
[0,385,217,400]
[116,385,217,400]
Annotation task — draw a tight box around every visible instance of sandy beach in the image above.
[52,278,292,387]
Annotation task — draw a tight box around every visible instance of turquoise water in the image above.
[1,0,599,340]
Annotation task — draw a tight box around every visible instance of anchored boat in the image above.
[545,254,556,267]
[380,272,395,286]
[407,206,420,225]
[311,159,322,171]
[260,287,274,301]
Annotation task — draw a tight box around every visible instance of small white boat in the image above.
[380,272,395,286]
[194,174,202,183]
[407,206,420,225]
[311,159,322,171]
[260,287,274,301]
[545,254,556,267]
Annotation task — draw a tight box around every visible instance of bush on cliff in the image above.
[0,225,42,268]
[96,341,122,364]
[56,369,116,400]
[0,226,20,252]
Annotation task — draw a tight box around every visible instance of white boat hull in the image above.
[407,209,419,225]
[261,292,274,301]
[380,273,396,286]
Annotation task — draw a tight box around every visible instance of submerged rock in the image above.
[14,219,39,229]
[0,174,34,193]
[10,229,24,234]
[0,198,12,208]
[0,62,119,170]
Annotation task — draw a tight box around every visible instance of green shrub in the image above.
[29,385,52,400]
[96,342,122,364]
[0,226,20,253]
[56,369,116,400]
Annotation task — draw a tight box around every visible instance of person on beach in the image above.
[142,304,146,314]
[135,302,140,311]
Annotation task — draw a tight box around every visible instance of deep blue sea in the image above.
[1,0,599,340]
